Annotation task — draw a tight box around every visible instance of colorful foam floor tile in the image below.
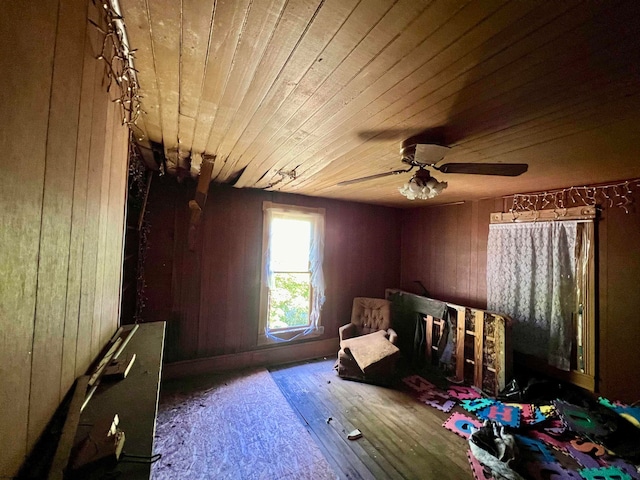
[448,385,481,400]
[539,405,556,418]
[598,397,640,428]
[528,429,570,452]
[578,466,633,480]
[476,402,521,428]
[554,401,611,438]
[525,461,582,480]
[461,398,495,413]
[402,375,436,393]
[418,389,455,412]
[443,412,483,439]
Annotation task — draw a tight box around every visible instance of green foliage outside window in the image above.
[268,273,310,330]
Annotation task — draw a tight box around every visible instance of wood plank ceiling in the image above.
[120,0,640,207]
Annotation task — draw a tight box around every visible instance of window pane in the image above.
[268,273,310,330]
[270,217,311,272]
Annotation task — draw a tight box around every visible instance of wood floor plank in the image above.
[271,359,473,480]
[271,369,375,480]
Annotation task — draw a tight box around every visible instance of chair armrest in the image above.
[387,328,398,346]
[339,323,357,342]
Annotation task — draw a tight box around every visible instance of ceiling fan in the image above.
[338,138,528,187]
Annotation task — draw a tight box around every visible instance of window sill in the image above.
[257,326,324,346]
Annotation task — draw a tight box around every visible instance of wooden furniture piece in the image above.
[69,321,165,479]
[425,303,512,396]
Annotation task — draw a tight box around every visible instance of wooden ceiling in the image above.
[120,0,640,207]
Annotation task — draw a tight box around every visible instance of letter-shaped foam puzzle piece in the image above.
[476,403,521,428]
[578,466,633,480]
[570,439,605,457]
[466,450,494,480]
[516,434,557,463]
[418,389,455,412]
[402,375,436,393]
[555,401,610,437]
[443,412,483,439]
[448,385,481,400]
[526,461,582,480]
[461,398,494,413]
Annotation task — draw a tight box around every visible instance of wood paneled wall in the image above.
[143,179,401,363]
[400,199,640,403]
[0,1,129,476]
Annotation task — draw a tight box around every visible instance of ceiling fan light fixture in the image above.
[398,168,447,200]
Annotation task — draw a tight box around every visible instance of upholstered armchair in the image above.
[335,297,400,383]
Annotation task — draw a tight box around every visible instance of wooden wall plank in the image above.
[145,182,400,362]
[1,1,130,476]
[28,0,88,449]
[0,0,58,474]
[91,95,116,356]
[75,53,105,376]
[68,8,97,381]
[399,193,640,403]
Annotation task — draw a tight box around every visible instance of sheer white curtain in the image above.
[487,221,578,371]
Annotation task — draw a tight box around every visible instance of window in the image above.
[258,202,325,345]
[487,206,596,390]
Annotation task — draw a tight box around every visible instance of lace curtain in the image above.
[487,221,578,371]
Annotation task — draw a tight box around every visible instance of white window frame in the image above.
[258,202,325,346]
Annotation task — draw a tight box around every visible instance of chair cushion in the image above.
[341,330,400,374]
[351,297,392,335]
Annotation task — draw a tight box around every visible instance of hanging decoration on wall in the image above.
[510,179,640,213]
[90,0,144,139]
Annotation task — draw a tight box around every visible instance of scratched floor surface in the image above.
[152,367,337,480]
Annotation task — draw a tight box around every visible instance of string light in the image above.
[90,0,144,136]
[510,179,640,214]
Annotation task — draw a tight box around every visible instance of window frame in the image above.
[257,202,325,345]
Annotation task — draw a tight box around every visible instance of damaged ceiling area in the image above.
[120,0,640,206]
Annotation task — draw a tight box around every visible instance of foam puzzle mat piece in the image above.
[528,430,569,452]
[516,434,557,464]
[418,389,455,412]
[606,457,640,480]
[566,445,603,469]
[443,412,483,439]
[570,439,605,457]
[476,403,521,428]
[578,466,633,480]
[466,450,494,480]
[525,461,582,480]
[402,375,436,393]
[461,398,495,413]
[555,401,610,438]
[448,385,481,400]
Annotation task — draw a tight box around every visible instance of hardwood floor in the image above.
[270,359,473,480]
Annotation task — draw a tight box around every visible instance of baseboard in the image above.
[163,337,340,380]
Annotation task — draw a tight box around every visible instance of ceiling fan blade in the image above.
[434,162,528,176]
[337,168,410,186]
